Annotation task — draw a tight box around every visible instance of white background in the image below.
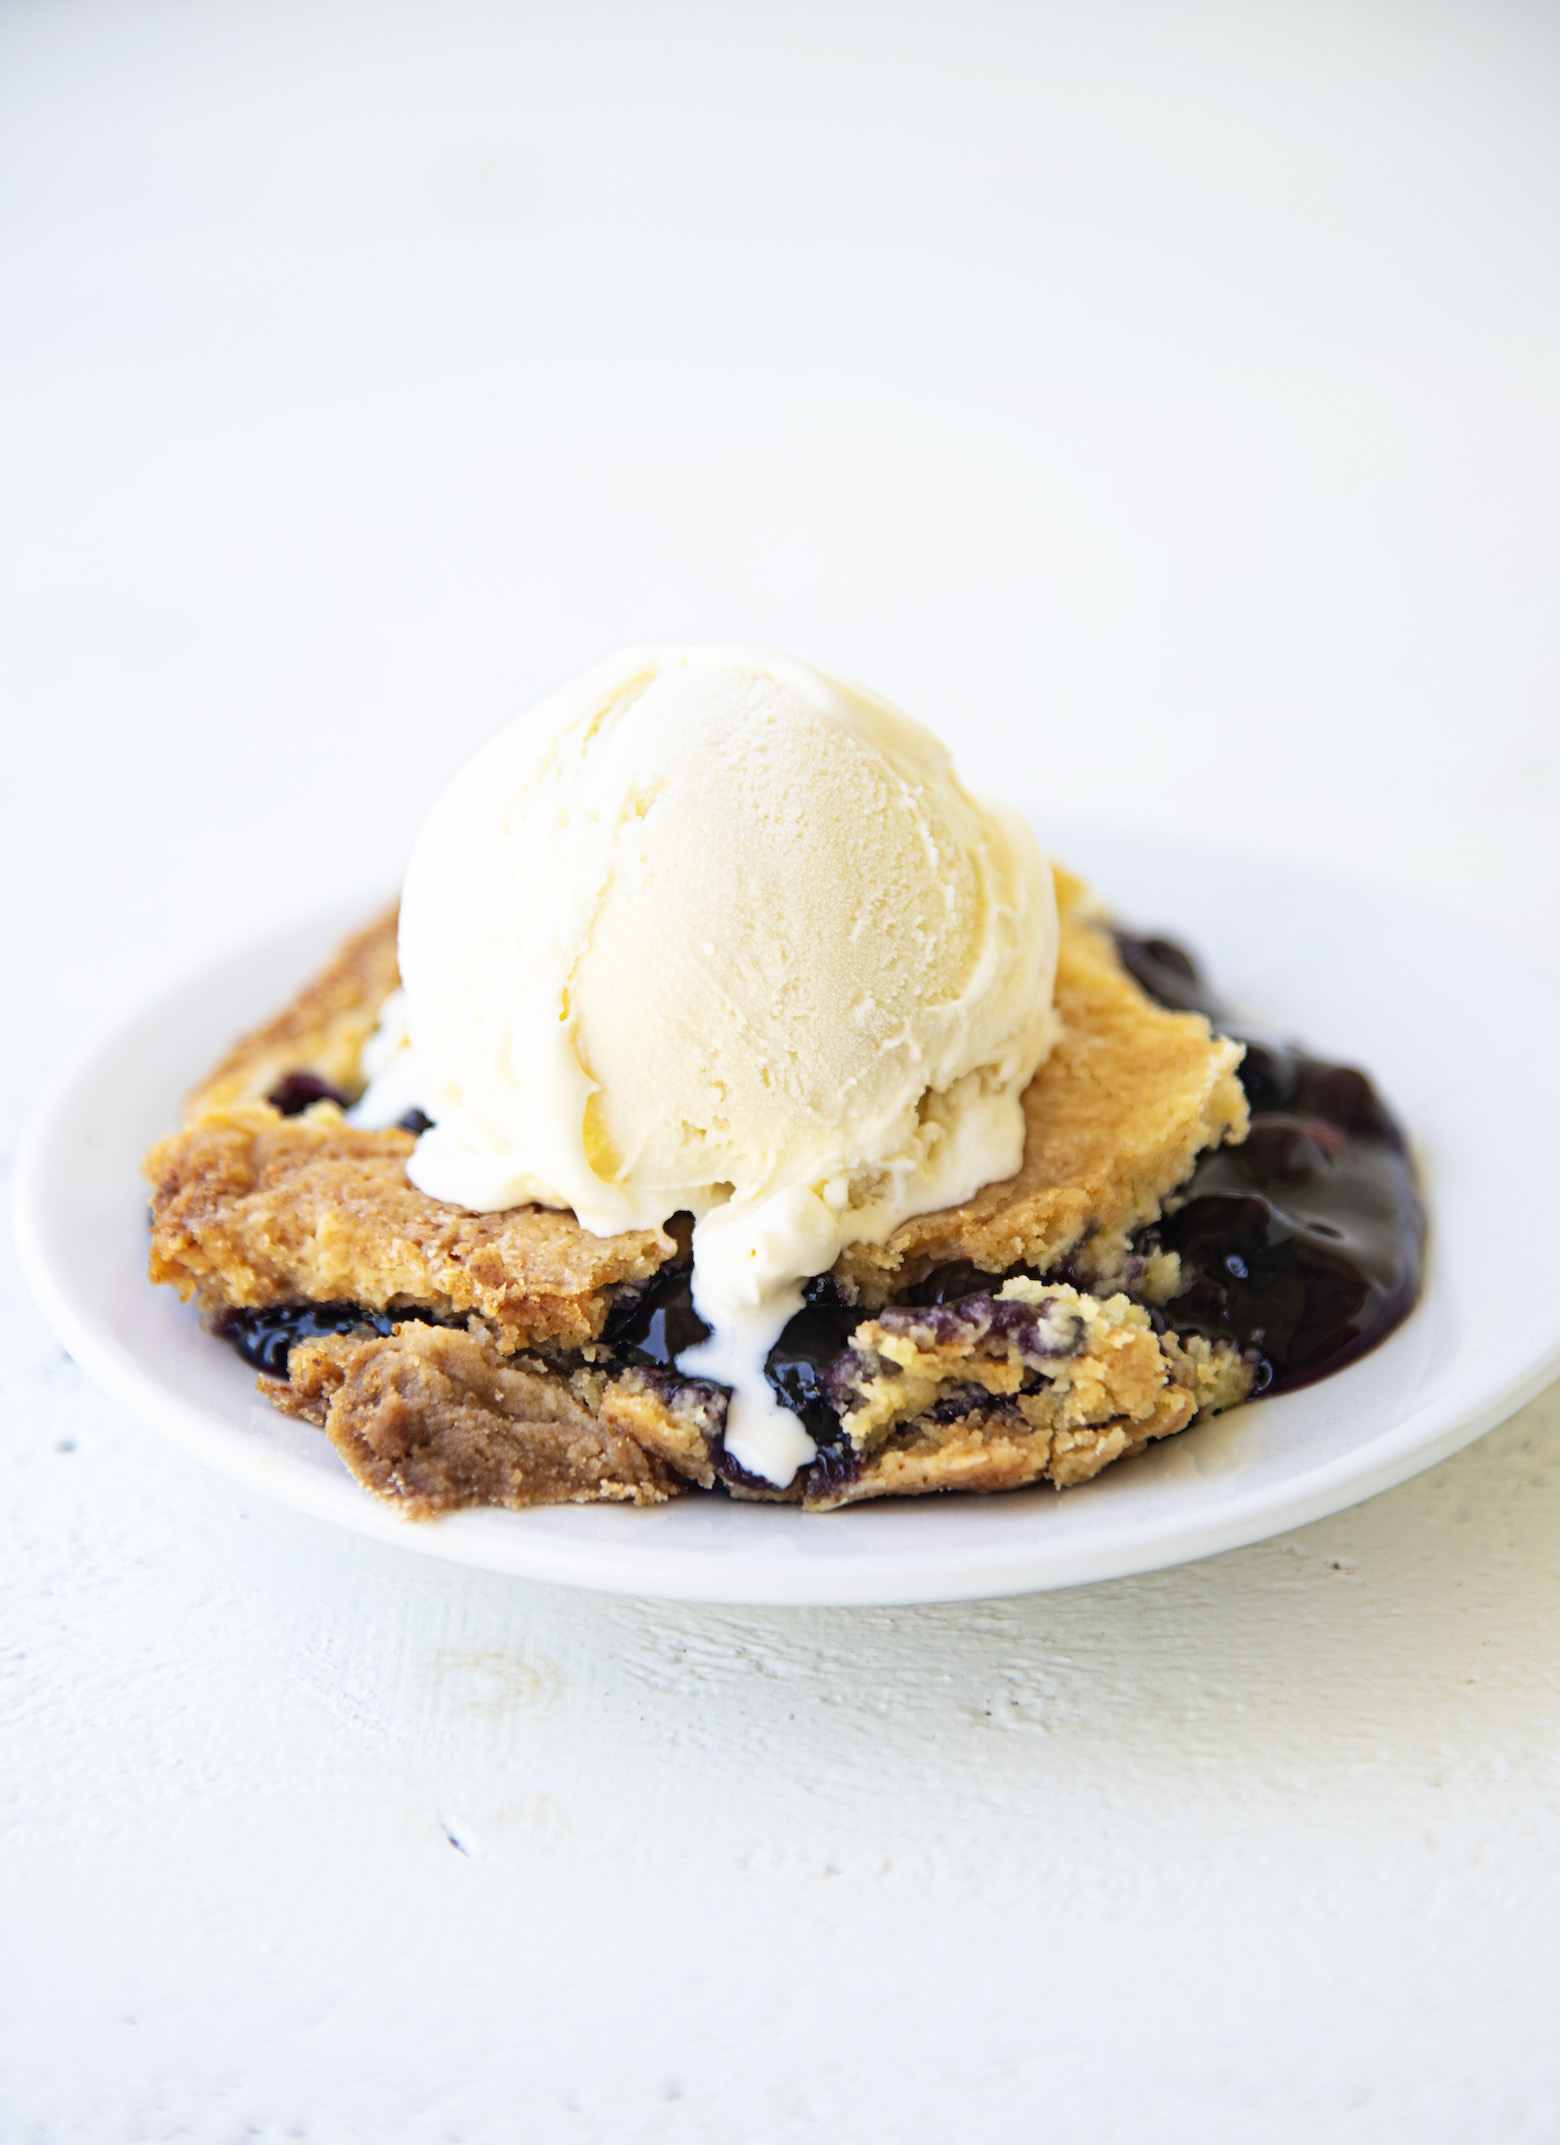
[4,2,1560,2138]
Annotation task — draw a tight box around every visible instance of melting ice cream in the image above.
[353,645,1058,1485]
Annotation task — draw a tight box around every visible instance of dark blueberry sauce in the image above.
[1113,931,1425,1395]
[267,1070,351,1116]
[906,1260,1012,1306]
[799,1437,863,1499]
[763,1277,864,1448]
[1111,934,1213,1019]
[216,1300,397,1377]
[600,1264,862,1479]
[602,1263,712,1368]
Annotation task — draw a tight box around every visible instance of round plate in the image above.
[15,825,1560,1605]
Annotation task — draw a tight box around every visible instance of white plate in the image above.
[14,824,1560,1606]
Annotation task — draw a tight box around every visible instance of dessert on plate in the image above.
[144,648,1424,1517]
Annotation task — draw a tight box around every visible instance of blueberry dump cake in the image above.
[143,647,1424,1518]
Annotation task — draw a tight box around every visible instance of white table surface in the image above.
[5,4,1560,2138]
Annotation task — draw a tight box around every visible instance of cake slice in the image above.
[145,871,1257,1515]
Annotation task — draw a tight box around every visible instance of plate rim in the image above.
[14,846,1560,1607]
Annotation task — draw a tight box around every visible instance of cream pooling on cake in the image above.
[352,645,1059,1486]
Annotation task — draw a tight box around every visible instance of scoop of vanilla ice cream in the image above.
[355,645,1058,1485]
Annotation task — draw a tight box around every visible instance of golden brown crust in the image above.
[814,1387,1194,1508]
[188,909,401,1118]
[269,1321,720,1515]
[146,1103,671,1352]
[802,1281,1252,1511]
[296,1322,681,1517]
[834,914,1248,1301]
[598,1376,721,1489]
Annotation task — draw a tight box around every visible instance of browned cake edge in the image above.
[187,908,401,1119]
[145,1103,672,1353]
[270,1324,723,1516]
[836,888,1249,1301]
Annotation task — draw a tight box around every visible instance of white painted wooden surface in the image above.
[4,3,1560,2137]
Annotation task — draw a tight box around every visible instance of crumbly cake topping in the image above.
[271,1322,685,1517]
[811,1278,1252,1508]
[187,908,401,1119]
[146,1104,672,1352]
[776,1294,1251,1510]
[835,903,1249,1301]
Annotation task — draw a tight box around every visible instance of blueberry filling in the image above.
[796,1437,862,1498]
[871,1292,1085,1363]
[268,1073,434,1133]
[1116,931,1425,1394]
[602,1262,712,1367]
[1112,933,1214,1019]
[906,1259,1015,1305]
[713,1438,802,1495]
[922,1382,1016,1424]
[216,1300,397,1376]
[602,1265,860,1476]
[763,1276,863,1448]
[267,1070,351,1115]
